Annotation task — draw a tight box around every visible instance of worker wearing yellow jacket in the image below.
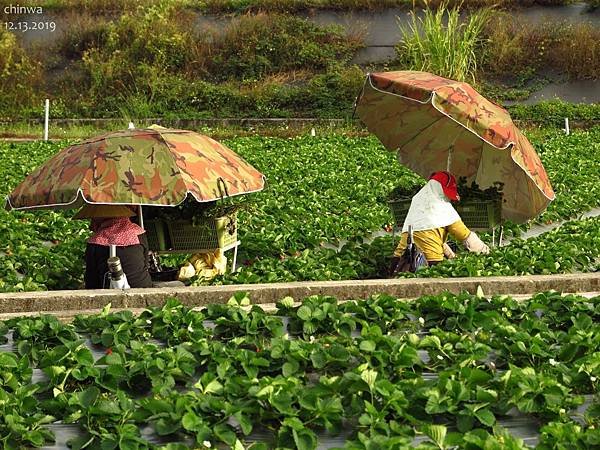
[392,171,490,267]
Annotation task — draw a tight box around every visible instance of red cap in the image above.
[429,171,460,201]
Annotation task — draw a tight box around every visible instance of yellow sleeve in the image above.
[393,233,408,257]
[447,220,471,242]
[394,229,445,262]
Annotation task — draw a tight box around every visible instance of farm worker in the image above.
[74,204,153,289]
[391,171,490,269]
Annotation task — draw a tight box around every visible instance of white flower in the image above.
[203,441,212,448]
[310,336,315,342]
[549,358,557,366]
[559,408,566,414]
[437,355,444,360]
[146,319,151,324]
[591,376,597,382]
[501,307,508,313]
[418,317,425,325]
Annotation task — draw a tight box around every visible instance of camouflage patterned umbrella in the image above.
[355,71,555,223]
[5,126,265,211]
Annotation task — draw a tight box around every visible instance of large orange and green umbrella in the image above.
[355,71,555,223]
[5,126,265,211]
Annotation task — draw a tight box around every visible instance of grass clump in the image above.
[53,12,110,59]
[483,15,600,81]
[203,13,363,81]
[395,1,491,83]
[0,29,42,115]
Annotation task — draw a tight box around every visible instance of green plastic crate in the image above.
[167,214,238,251]
[388,198,412,227]
[389,198,502,230]
[455,199,502,230]
[144,219,168,251]
[144,214,237,252]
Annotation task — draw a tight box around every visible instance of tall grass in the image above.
[483,14,600,80]
[53,12,109,59]
[396,1,491,83]
[199,13,363,81]
[0,29,42,114]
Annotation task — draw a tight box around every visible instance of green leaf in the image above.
[474,408,496,427]
[214,423,236,446]
[457,413,474,433]
[78,387,100,408]
[282,360,299,377]
[155,418,180,436]
[476,387,497,403]
[310,349,327,369]
[24,430,46,447]
[233,411,253,435]
[292,428,317,450]
[0,352,18,368]
[277,296,295,308]
[100,303,112,316]
[93,399,121,415]
[297,305,312,321]
[203,379,223,395]
[359,340,376,352]
[182,412,203,432]
[360,369,377,390]
[423,424,447,448]
[476,285,485,298]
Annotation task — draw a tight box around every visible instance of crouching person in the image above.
[390,171,490,272]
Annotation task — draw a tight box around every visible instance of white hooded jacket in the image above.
[401,179,461,233]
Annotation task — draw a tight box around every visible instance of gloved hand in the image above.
[463,232,490,254]
[443,242,456,259]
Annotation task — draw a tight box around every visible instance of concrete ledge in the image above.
[0,273,597,315]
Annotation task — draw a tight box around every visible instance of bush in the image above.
[483,14,600,80]
[81,2,194,97]
[0,29,42,115]
[204,13,363,81]
[53,12,109,59]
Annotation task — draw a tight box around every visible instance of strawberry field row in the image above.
[1,291,599,448]
[0,128,598,291]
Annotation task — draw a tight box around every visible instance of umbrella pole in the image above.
[447,145,454,173]
[138,205,144,229]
